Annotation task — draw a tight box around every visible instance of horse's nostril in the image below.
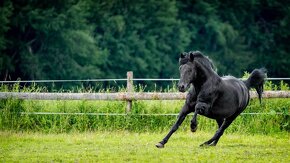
[178,85,185,91]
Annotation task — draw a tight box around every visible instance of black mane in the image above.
[179,51,216,72]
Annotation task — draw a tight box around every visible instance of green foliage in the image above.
[0,0,289,83]
[0,1,13,77]
[0,1,12,51]
[87,0,189,78]
[1,0,106,80]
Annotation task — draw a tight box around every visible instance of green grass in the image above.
[0,131,289,162]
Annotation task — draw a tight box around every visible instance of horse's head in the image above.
[178,52,197,92]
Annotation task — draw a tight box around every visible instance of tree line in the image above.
[0,0,289,82]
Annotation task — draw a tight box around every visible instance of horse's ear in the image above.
[180,52,185,58]
[189,52,194,62]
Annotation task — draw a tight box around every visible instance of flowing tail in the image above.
[244,68,267,103]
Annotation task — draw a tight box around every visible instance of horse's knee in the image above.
[195,102,210,115]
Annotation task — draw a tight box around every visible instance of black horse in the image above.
[156,51,266,148]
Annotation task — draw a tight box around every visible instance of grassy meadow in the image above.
[1,131,289,162]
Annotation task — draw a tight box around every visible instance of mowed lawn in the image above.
[0,131,289,162]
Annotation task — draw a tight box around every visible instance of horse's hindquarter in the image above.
[209,77,249,119]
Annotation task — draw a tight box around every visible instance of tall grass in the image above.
[0,80,289,134]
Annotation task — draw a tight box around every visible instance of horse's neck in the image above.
[193,63,220,91]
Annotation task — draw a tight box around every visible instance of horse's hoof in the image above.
[155,142,164,148]
[200,142,216,147]
[191,126,198,132]
[200,143,209,147]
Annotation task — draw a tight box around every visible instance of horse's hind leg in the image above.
[216,119,223,128]
[200,116,237,147]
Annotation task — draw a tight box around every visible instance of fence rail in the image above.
[0,91,290,101]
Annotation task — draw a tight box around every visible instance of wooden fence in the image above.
[0,71,289,113]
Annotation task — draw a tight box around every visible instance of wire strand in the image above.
[1,78,289,83]
[19,112,287,116]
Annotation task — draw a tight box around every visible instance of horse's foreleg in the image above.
[156,105,190,148]
[191,102,209,132]
[190,111,198,132]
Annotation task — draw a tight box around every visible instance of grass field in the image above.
[0,131,289,162]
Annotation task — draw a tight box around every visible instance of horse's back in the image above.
[210,76,249,119]
[222,76,249,106]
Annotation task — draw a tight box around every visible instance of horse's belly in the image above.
[207,95,247,119]
[209,103,239,119]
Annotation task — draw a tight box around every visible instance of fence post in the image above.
[126,71,133,113]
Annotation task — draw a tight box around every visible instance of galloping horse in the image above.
[156,51,266,148]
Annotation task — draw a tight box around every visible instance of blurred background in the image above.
[0,0,289,88]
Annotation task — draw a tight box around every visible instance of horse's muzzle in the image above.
[178,84,187,92]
